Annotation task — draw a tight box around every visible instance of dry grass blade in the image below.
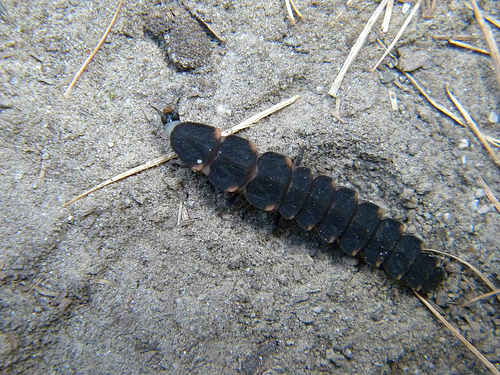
[329,0,389,97]
[461,289,500,307]
[177,201,189,226]
[425,248,500,303]
[284,0,303,25]
[449,39,489,55]
[371,0,422,73]
[64,96,300,206]
[400,71,500,148]
[464,2,500,30]
[33,284,58,298]
[468,0,500,88]
[63,153,177,206]
[413,290,500,375]
[401,71,465,125]
[221,95,300,136]
[422,0,438,19]
[381,0,394,32]
[64,0,124,98]
[446,85,500,168]
[476,172,500,213]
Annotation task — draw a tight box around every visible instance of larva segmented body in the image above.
[164,116,444,292]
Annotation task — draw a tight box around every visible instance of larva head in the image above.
[159,105,181,137]
[159,107,222,171]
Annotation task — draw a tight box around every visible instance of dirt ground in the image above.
[1,0,499,374]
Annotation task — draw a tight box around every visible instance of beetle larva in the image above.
[163,112,444,292]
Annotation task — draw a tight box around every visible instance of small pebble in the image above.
[296,310,315,324]
[458,139,469,149]
[380,71,395,84]
[342,348,353,360]
[488,111,499,123]
[468,200,479,211]
[402,2,411,13]
[475,189,485,199]
[477,205,490,215]
[107,142,115,148]
[312,306,322,314]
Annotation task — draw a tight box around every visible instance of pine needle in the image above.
[446,85,500,168]
[468,0,500,88]
[413,290,500,375]
[64,0,124,98]
[371,0,423,73]
[328,0,389,97]
[64,95,300,206]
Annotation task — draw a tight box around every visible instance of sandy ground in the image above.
[1,0,499,374]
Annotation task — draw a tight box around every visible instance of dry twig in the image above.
[446,85,500,168]
[221,95,300,136]
[425,248,500,303]
[371,0,423,73]
[63,154,177,206]
[464,2,500,31]
[448,39,489,55]
[476,172,500,213]
[284,0,303,25]
[64,0,124,98]
[400,71,500,148]
[381,0,394,32]
[422,0,438,19]
[461,289,500,307]
[329,0,389,97]
[64,95,300,206]
[413,290,500,375]
[468,0,500,88]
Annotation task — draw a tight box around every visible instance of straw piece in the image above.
[221,95,300,136]
[64,96,300,206]
[177,201,189,225]
[468,0,500,88]
[284,0,303,25]
[381,0,394,33]
[476,172,500,214]
[425,248,500,303]
[460,289,500,307]
[328,0,389,97]
[446,85,500,168]
[63,153,177,206]
[64,0,124,98]
[434,35,478,42]
[413,290,500,375]
[449,39,489,55]
[290,0,303,19]
[464,2,500,30]
[400,71,500,148]
[371,0,423,73]
[422,0,438,19]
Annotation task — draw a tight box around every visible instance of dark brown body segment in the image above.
[246,152,293,211]
[315,187,358,243]
[167,121,444,292]
[170,122,221,170]
[383,235,422,280]
[279,167,314,220]
[338,202,381,256]
[295,175,336,231]
[362,218,403,267]
[404,253,441,290]
[208,135,258,192]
